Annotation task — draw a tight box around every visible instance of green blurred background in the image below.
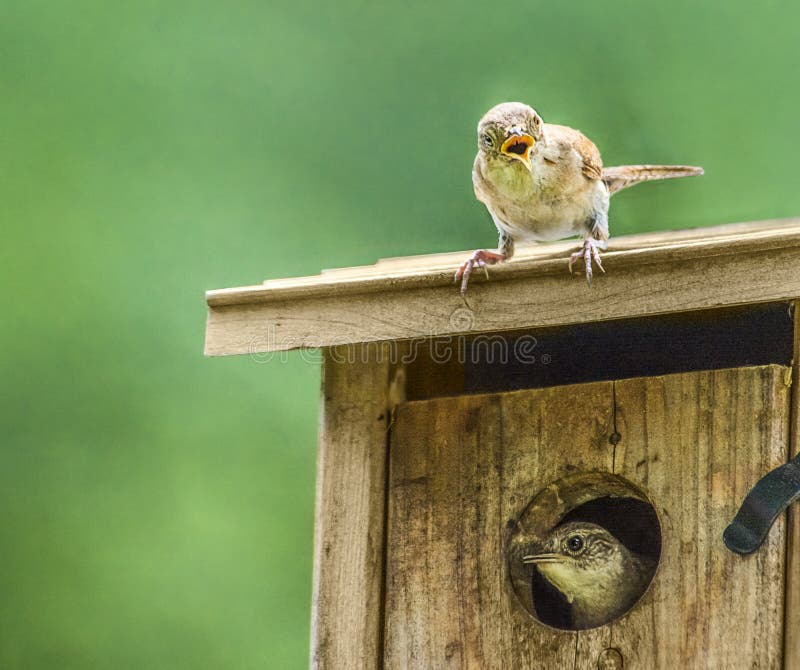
[1,0,798,667]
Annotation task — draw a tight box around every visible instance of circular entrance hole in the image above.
[506,472,661,630]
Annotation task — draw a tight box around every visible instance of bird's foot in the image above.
[454,249,506,296]
[568,238,605,286]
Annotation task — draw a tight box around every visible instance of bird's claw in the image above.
[568,239,605,286]
[454,249,506,296]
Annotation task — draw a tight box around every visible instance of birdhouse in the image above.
[204,219,800,669]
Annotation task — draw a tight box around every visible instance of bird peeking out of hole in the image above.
[455,101,704,295]
[522,521,657,629]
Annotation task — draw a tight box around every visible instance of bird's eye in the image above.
[482,133,493,146]
[566,536,584,553]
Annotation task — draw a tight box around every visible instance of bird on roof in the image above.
[455,101,703,295]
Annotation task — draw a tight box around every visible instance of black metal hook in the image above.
[723,452,800,555]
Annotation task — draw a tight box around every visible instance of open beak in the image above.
[521,553,564,565]
[501,129,535,171]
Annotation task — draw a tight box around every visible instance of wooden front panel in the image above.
[311,346,395,670]
[383,366,789,669]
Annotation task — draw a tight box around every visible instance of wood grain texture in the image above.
[238,219,800,299]
[383,366,789,669]
[384,382,616,669]
[205,220,800,355]
[311,345,398,670]
[607,366,789,669]
[784,300,800,670]
[786,504,800,670]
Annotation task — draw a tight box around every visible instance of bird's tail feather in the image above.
[602,164,704,195]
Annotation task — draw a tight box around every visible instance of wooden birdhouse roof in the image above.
[204,219,800,356]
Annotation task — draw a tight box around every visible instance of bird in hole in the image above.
[522,521,657,629]
[455,101,703,295]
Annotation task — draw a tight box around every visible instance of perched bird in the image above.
[455,101,703,294]
[522,521,656,629]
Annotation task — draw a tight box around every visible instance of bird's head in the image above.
[477,102,543,172]
[521,521,626,603]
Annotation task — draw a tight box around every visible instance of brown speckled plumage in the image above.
[455,102,703,294]
[522,521,657,630]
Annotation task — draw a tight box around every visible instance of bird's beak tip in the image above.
[521,552,563,565]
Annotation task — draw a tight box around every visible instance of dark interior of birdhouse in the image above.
[403,301,794,401]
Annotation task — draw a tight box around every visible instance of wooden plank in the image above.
[317,219,795,280]
[599,366,789,668]
[207,239,800,355]
[383,366,789,669]
[383,382,617,669]
[310,345,401,670]
[210,219,800,307]
[785,301,800,670]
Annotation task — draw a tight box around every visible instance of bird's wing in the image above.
[573,133,603,181]
[602,165,704,195]
[545,124,603,180]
